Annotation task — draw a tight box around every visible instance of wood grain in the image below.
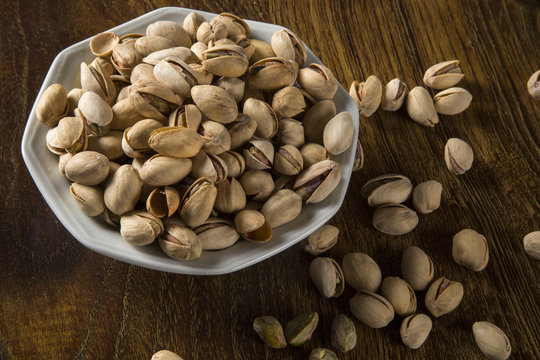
[1,0,539,359]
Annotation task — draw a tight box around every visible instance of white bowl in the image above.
[21,7,359,275]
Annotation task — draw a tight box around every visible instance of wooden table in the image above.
[1,0,539,359]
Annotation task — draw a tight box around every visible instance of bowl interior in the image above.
[21,7,359,275]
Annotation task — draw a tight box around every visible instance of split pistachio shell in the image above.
[412,180,442,214]
[527,70,540,100]
[400,314,432,349]
[234,209,272,243]
[402,246,434,291]
[323,112,354,155]
[80,61,117,105]
[248,57,298,91]
[122,119,163,158]
[148,126,204,158]
[55,116,87,154]
[249,39,276,64]
[244,139,274,170]
[260,189,302,228]
[362,174,413,207]
[373,204,419,235]
[274,145,303,175]
[65,151,110,185]
[445,138,474,175]
[228,113,257,149]
[219,151,245,178]
[309,348,338,360]
[36,84,68,127]
[179,178,217,228]
[353,138,364,171]
[153,57,198,98]
[301,224,339,255]
[381,277,417,317]
[191,41,208,61]
[188,63,213,85]
[169,104,202,130]
[253,316,287,349]
[285,312,319,346]
[58,152,73,175]
[301,143,330,168]
[231,35,255,59]
[151,350,184,360]
[298,63,338,100]
[120,210,163,246]
[139,155,192,186]
[382,78,408,111]
[294,160,341,203]
[271,86,306,117]
[434,87,473,115]
[192,217,240,250]
[147,21,191,48]
[342,252,382,292]
[239,170,274,201]
[77,91,113,135]
[349,290,394,328]
[87,131,124,160]
[110,98,145,130]
[277,118,304,148]
[190,150,228,183]
[147,186,180,218]
[200,120,231,154]
[143,47,200,66]
[217,77,245,102]
[69,183,105,217]
[111,42,142,79]
[191,85,238,123]
[90,32,119,57]
[215,178,246,214]
[330,314,356,353]
[201,44,248,77]
[523,231,540,260]
[243,98,279,139]
[423,60,464,89]
[196,21,228,44]
[310,257,344,298]
[210,13,249,37]
[135,36,174,57]
[183,12,206,42]
[159,224,202,261]
[472,321,512,360]
[406,86,439,127]
[303,100,336,143]
[425,277,464,317]
[67,88,84,115]
[349,75,383,117]
[92,57,115,76]
[271,29,307,67]
[104,165,142,215]
[452,229,489,271]
[129,79,182,121]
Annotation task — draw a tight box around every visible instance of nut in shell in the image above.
[190,150,229,184]
[179,177,217,228]
[191,85,238,123]
[214,178,246,214]
[239,170,274,201]
[309,257,345,298]
[309,348,338,360]
[120,210,163,246]
[361,174,413,207]
[151,350,184,360]
[169,104,202,130]
[252,316,287,349]
[234,209,272,243]
[406,86,439,127]
[183,12,206,42]
[122,119,163,158]
[381,276,417,317]
[342,252,382,292]
[219,151,245,178]
[445,138,474,175]
[322,112,354,155]
[243,139,274,170]
[271,29,307,67]
[90,32,119,57]
[527,70,540,100]
[472,321,511,360]
[433,87,473,115]
[382,78,408,111]
[104,164,142,215]
[425,276,464,317]
[303,99,336,144]
[200,120,231,155]
[298,63,338,100]
[300,143,330,168]
[400,313,432,349]
[65,151,110,186]
[452,228,489,271]
[523,231,540,260]
[260,189,302,228]
[301,224,339,255]
[423,60,464,90]
[243,98,279,139]
[76,91,114,136]
[372,204,419,235]
[36,84,68,127]
[153,57,198,98]
[412,180,442,214]
[273,145,303,176]
[139,155,192,186]
[271,85,306,117]
[69,183,105,217]
[87,130,124,160]
[201,44,249,77]
[248,57,298,91]
[148,126,205,158]
[284,312,319,346]
[293,160,341,204]
[146,20,191,48]
[349,75,382,117]
[55,116,87,154]
[349,290,394,328]
[401,246,434,291]
[330,314,356,352]
[192,217,240,250]
[159,224,202,261]
[276,118,304,148]
[228,113,257,150]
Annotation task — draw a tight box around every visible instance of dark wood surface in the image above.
[1,0,539,359]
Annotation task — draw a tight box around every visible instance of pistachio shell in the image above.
[406,86,439,127]
[190,150,229,183]
[58,152,73,175]
[271,29,307,67]
[303,100,336,143]
[219,151,245,178]
[423,60,464,89]
[349,290,394,328]
[147,186,180,218]
[104,165,142,215]
[309,348,338,360]
[154,57,198,98]
[191,85,238,123]
[69,183,105,217]
[151,350,184,360]
[381,277,417,317]
[139,155,192,186]
[349,75,383,117]
[159,224,202,261]
[183,12,206,42]
[200,120,231,154]
[87,131,124,160]
[353,138,364,171]
[66,88,84,115]
[452,229,489,271]
[90,32,119,57]
[244,139,274,170]
[80,61,117,105]
[273,145,303,176]
[148,126,204,158]
[310,257,344,298]
[201,44,249,77]
[110,98,146,130]
[77,91,113,135]
[122,119,163,158]
[56,116,87,154]
[147,20,191,48]
[276,118,304,148]
[65,151,110,185]
[444,138,474,175]
[46,128,66,155]
[523,231,540,260]
[248,57,298,90]
[190,41,208,61]
[192,217,240,250]
[401,246,435,291]
[472,321,512,360]
[425,277,464,317]
[300,143,330,168]
[362,174,413,207]
[214,178,246,214]
[293,160,341,203]
[382,78,408,111]
[253,316,287,349]
[129,80,182,122]
[298,63,338,100]
[239,170,274,201]
[216,77,245,103]
[285,312,319,346]
[169,104,202,130]
[143,47,200,66]
[323,112,354,155]
[433,87,473,115]
[135,35,174,57]
[210,13,250,37]
[243,98,279,139]
[228,113,257,149]
[260,189,302,228]
[372,204,419,235]
[400,314,432,349]
[527,69,540,100]
[271,86,306,117]
[330,314,356,353]
[120,210,163,246]
[412,180,442,214]
[196,21,228,43]
[234,209,272,242]
[342,252,382,292]
[179,178,217,228]
[36,84,68,127]
[111,42,142,79]
[301,224,338,255]
[249,39,276,64]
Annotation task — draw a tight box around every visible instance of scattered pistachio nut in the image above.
[342,252,382,292]
[151,350,184,360]
[309,257,345,298]
[444,138,474,175]
[330,314,356,352]
[284,312,319,346]
[309,348,338,360]
[401,246,434,291]
[349,290,394,328]
[425,276,464,317]
[362,174,413,207]
[527,70,540,100]
[349,75,383,117]
[372,204,419,235]
[353,138,364,171]
[406,86,439,127]
[412,180,442,214]
[252,316,287,349]
[400,313,432,349]
[433,87,473,115]
[423,60,464,90]
[472,321,512,360]
[452,228,489,271]
[301,224,339,255]
[381,276,417,317]
[523,231,540,260]
[381,78,408,111]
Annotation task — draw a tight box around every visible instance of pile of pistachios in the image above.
[37,11,357,261]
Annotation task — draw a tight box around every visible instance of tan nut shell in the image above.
[294,160,341,203]
[423,60,464,90]
[65,151,110,185]
[183,12,206,42]
[151,349,184,360]
[349,290,394,328]
[260,189,302,228]
[309,257,345,298]
[143,47,200,66]
[472,321,511,360]
[401,246,434,291]
[217,77,245,103]
[362,174,413,207]
[148,126,204,158]
[271,86,306,117]
[244,139,274,170]
[249,39,276,64]
[234,209,272,243]
[300,143,329,168]
[349,76,382,117]
[219,151,245,178]
[322,112,354,155]
[80,61,117,105]
[139,155,192,186]
[179,178,217,228]
[301,224,338,255]
[147,186,180,218]
[228,113,257,149]
[201,44,249,77]
[120,210,163,246]
[192,217,240,250]
[239,170,274,201]
[159,224,202,261]
[36,84,68,127]
[523,231,540,260]
[400,314,432,349]
[215,178,246,214]
[382,78,408,111]
[452,229,489,271]
[248,57,298,91]
[69,183,105,217]
[412,180,442,214]
[122,119,163,158]
[87,131,124,160]
[135,36,174,57]
[271,29,307,67]
[381,277,417,317]
[342,252,382,292]
[243,98,279,139]
[110,98,146,130]
[276,118,304,148]
[433,87,473,115]
[104,165,142,215]
[90,32,119,57]
[191,85,238,123]
[273,145,303,176]
[303,100,336,143]
[298,63,338,100]
[55,116,87,154]
[200,120,231,155]
[190,150,229,183]
[425,277,464,317]
[147,20,191,48]
[444,138,474,175]
[527,70,540,100]
[372,204,419,235]
[77,91,113,135]
[169,104,202,130]
[153,57,198,98]
[406,86,439,127]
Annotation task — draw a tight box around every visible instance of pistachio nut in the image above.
[330,314,356,353]
[159,224,202,261]
[243,139,274,170]
[228,113,257,149]
[135,36,174,57]
[425,276,464,317]
[196,21,228,44]
[76,91,113,135]
[248,57,298,91]
[116,84,131,103]
[190,150,228,183]
[284,312,319,346]
[120,210,163,246]
[412,180,442,214]
[92,57,115,77]
[200,120,231,154]
[66,88,84,115]
[148,126,204,158]
[271,86,306,117]
[90,32,118,57]
[273,145,303,176]
[191,85,238,123]
[294,160,341,203]
[234,209,272,242]
[122,119,163,158]
[260,189,302,228]
[239,170,274,201]
[169,104,202,130]
[527,69,540,100]
[252,316,287,349]
[523,231,540,260]
[349,290,395,328]
[179,177,217,228]
[153,57,198,98]
[444,137,474,175]
[301,224,338,255]
[349,75,383,117]
[129,80,182,122]
[309,257,344,298]
[309,348,338,360]
[433,86,473,115]
[110,98,145,130]
[231,34,254,59]
[272,175,295,194]
[69,183,105,217]
[303,100,336,143]
[103,164,142,215]
[139,155,192,186]
[382,78,408,111]
[211,13,249,37]
[80,61,117,105]
[400,313,432,349]
[65,151,109,185]
[401,246,435,291]
[362,174,413,207]
[323,112,354,155]
[183,11,206,42]
[342,252,381,292]
[217,77,245,103]
[276,118,304,148]
[201,44,248,77]
[271,29,307,67]
[104,208,121,228]
[46,128,66,155]
[214,178,246,214]
[55,116,87,154]
[146,20,191,48]
[151,350,184,360]
[381,277,417,317]
[406,86,439,127]
[111,41,142,79]
[219,151,245,178]
[300,143,330,168]
[249,39,276,64]
[353,138,364,171]
[36,84,68,127]
[423,60,464,90]
[298,63,338,100]
[190,41,208,61]
[143,47,200,66]
[87,130,124,160]
[147,186,180,218]
[243,98,279,139]
[452,229,489,271]
[472,321,512,360]
[192,217,240,250]
[58,152,73,175]
[189,63,213,85]
[372,204,419,235]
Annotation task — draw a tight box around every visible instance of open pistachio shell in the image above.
[147,186,180,218]
[298,63,338,100]
[219,151,245,178]
[445,138,474,175]
[183,12,206,42]
[425,277,464,317]
[169,104,202,130]
[104,164,142,215]
[90,32,119,57]
[349,76,383,117]
[243,98,279,139]
[271,85,306,117]
[402,246,435,291]
[192,217,240,250]
[110,98,146,130]
[200,120,231,155]
[77,91,113,135]
[239,170,274,201]
[80,61,117,105]
[249,39,276,64]
[243,139,274,170]
[56,116,87,154]
[191,85,238,123]
[301,224,338,255]
[260,189,302,228]
[179,177,217,228]
[285,312,319,346]
[143,47,200,66]
[406,86,439,127]
[148,126,204,158]
[433,87,473,115]
[129,80,182,122]
[139,155,192,186]
[36,84,68,127]
[65,151,110,186]
[294,160,341,203]
[361,174,413,207]
[381,276,417,317]
[253,316,287,349]
[151,350,184,360]
[274,145,303,176]
[349,290,394,328]
[309,348,338,360]
[423,60,464,90]
[120,210,163,246]
[331,314,357,353]
[372,204,419,235]
[196,21,228,44]
[215,178,246,214]
[191,41,208,61]
[271,29,307,67]
[202,44,249,77]
[382,78,408,111]
[69,183,105,217]
[159,224,202,261]
[147,20,191,48]
[248,57,298,91]
[234,209,272,242]
[135,35,174,57]
[210,13,250,37]
[122,119,163,158]
[310,257,345,298]
[154,57,198,98]
[111,41,142,79]
[400,314,432,349]
[47,128,66,155]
